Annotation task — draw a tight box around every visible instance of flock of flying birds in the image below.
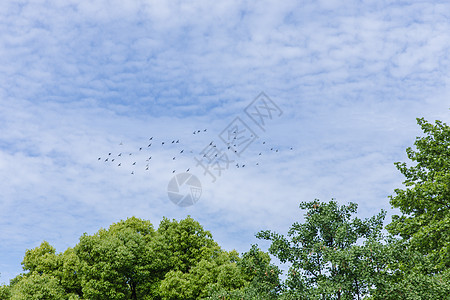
[97,128,294,175]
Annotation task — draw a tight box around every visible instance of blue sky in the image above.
[1,0,450,283]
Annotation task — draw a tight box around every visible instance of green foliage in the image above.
[75,216,156,299]
[257,200,387,299]
[387,118,450,270]
[9,273,66,300]
[0,284,11,300]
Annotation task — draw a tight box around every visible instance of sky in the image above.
[1,0,450,284]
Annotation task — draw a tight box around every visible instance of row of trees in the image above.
[1,118,449,299]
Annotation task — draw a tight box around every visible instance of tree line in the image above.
[1,117,449,299]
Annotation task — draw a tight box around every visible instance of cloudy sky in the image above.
[1,0,450,283]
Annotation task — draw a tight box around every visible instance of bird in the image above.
[263,141,266,144]
[172,140,175,143]
[259,153,262,155]
[129,153,132,155]
[162,142,165,145]
[186,168,190,172]
[118,163,121,166]
[118,153,122,156]
[173,157,176,160]
[146,167,149,170]
[180,150,184,153]
[204,129,207,132]
[176,139,179,143]
[105,158,108,162]
[139,147,142,151]
[132,162,136,165]
[172,170,176,173]
[148,143,152,147]
[111,159,115,162]
[149,137,153,140]
[290,147,293,150]
[119,142,123,145]
[242,164,245,167]
[108,153,111,155]
[256,163,259,166]
[131,171,134,175]
[98,157,101,160]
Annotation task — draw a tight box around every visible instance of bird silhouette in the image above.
[98,157,101,160]
[132,162,136,165]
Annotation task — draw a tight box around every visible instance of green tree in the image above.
[9,273,65,300]
[0,284,11,299]
[75,216,155,300]
[7,241,82,299]
[257,200,386,299]
[387,117,450,270]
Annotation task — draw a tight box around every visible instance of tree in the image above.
[386,118,450,270]
[8,273,66,300]
[75,216,156,300]
[257,200,386,299]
